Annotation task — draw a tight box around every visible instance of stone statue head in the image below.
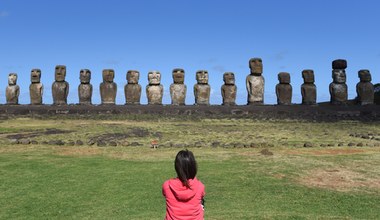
[31,69,41,83]
[332,69,346,83]
[249,58,263,75]
[223,72,235,85]
[80,69,91,84]
[302,69,314,83]
[55,65,66,82]
[278,72,290,84]
[102,69,115,83]
[196,70,208,84]
[127,70,140,84]
[8,73,17,85]
[148,71,161,85]
[358,69,371,82]
[172,68,185,84]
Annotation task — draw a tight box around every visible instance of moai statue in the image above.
[170,68,186,105]
[329,59,348,105]
[29,69,43,105]
[78,69,92,105]
[246,58,264,105]
[356,69,374,105]
[6,73,20,105]
[125,70,142,105]
[276,72,292,105]
[221,72,237,105]
[146,71,163,105]
[301,69,317,105]
[194,70,210,105]
[52,65,69,105]
[100,69,117,105]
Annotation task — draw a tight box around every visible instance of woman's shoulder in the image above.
[163,178,179,187]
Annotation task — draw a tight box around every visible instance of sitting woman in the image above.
[162,150,205,220]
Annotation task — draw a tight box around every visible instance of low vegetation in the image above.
[0,116,379,219]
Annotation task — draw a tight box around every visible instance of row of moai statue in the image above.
[4,59,375,106]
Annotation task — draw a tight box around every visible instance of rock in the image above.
[357,143,364,147]
[76,140,84,145]
[211,142,220,147]
[327,144,334,147]
[67,141,75,146]
[31,140,38,145]
[304,142,313,148]
[19,139,31,145]
[361,135,370,139]
[260,149,273,156]
[130,142,141,146]
[348,143,356,147]
[109,141,117,147]
[9,139,19,144]
[338,143,344,147]
[332,59,347,69]
[97,140,107,147]
[48,140,65,146]
[87,139,96,145]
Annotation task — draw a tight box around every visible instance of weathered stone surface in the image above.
[100,69,117,105]
[125,70,142,105]
[301,69,317,105]
[29,69,43,105]
[249,58,263,75]
[52,65,69,105]
[356,69,374,105]
[332,59,347,69]
[194,70,210,105]
[276,72,292,105]
[246,58,264,105]
[330,69,348,105]
[6,73,20,105]
[170,68,186,105]
[146,71,164,105]
[78,69,93,105]
[221,72,237,105]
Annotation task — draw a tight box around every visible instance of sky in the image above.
[1,0,379,105]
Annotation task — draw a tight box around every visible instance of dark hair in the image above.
[175,149,197,188]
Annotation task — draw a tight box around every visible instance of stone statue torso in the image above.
[246,75,264,104]
[170,84,186,105]
[221,85,237,105]
[125,84,142,104]
[100,82,117,104]
[52,81,69,105]
[329,83,347,104]
[146,85,163,105]
[194,84,210,105]
[356,82,374,105]
[6,85,20,104]
[301,84,316,105]
[29,83,43,105]
[79,84,93,104]
[276,84,292,105]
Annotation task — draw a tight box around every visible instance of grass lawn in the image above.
[0,116,379,219]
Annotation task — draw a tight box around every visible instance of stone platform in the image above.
[0,104,379,121]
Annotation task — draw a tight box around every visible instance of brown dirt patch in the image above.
[5,128,73,140]
[299,168,380,192]
[286,148,366,156]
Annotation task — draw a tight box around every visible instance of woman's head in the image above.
[175,149,197,188]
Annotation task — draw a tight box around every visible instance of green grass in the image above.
[0,117,380,219]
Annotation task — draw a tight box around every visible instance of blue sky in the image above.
[1,0,379,105]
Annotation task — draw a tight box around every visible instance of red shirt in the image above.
[162,177,205,220]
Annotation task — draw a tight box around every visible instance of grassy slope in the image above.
[0,117,379,219]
